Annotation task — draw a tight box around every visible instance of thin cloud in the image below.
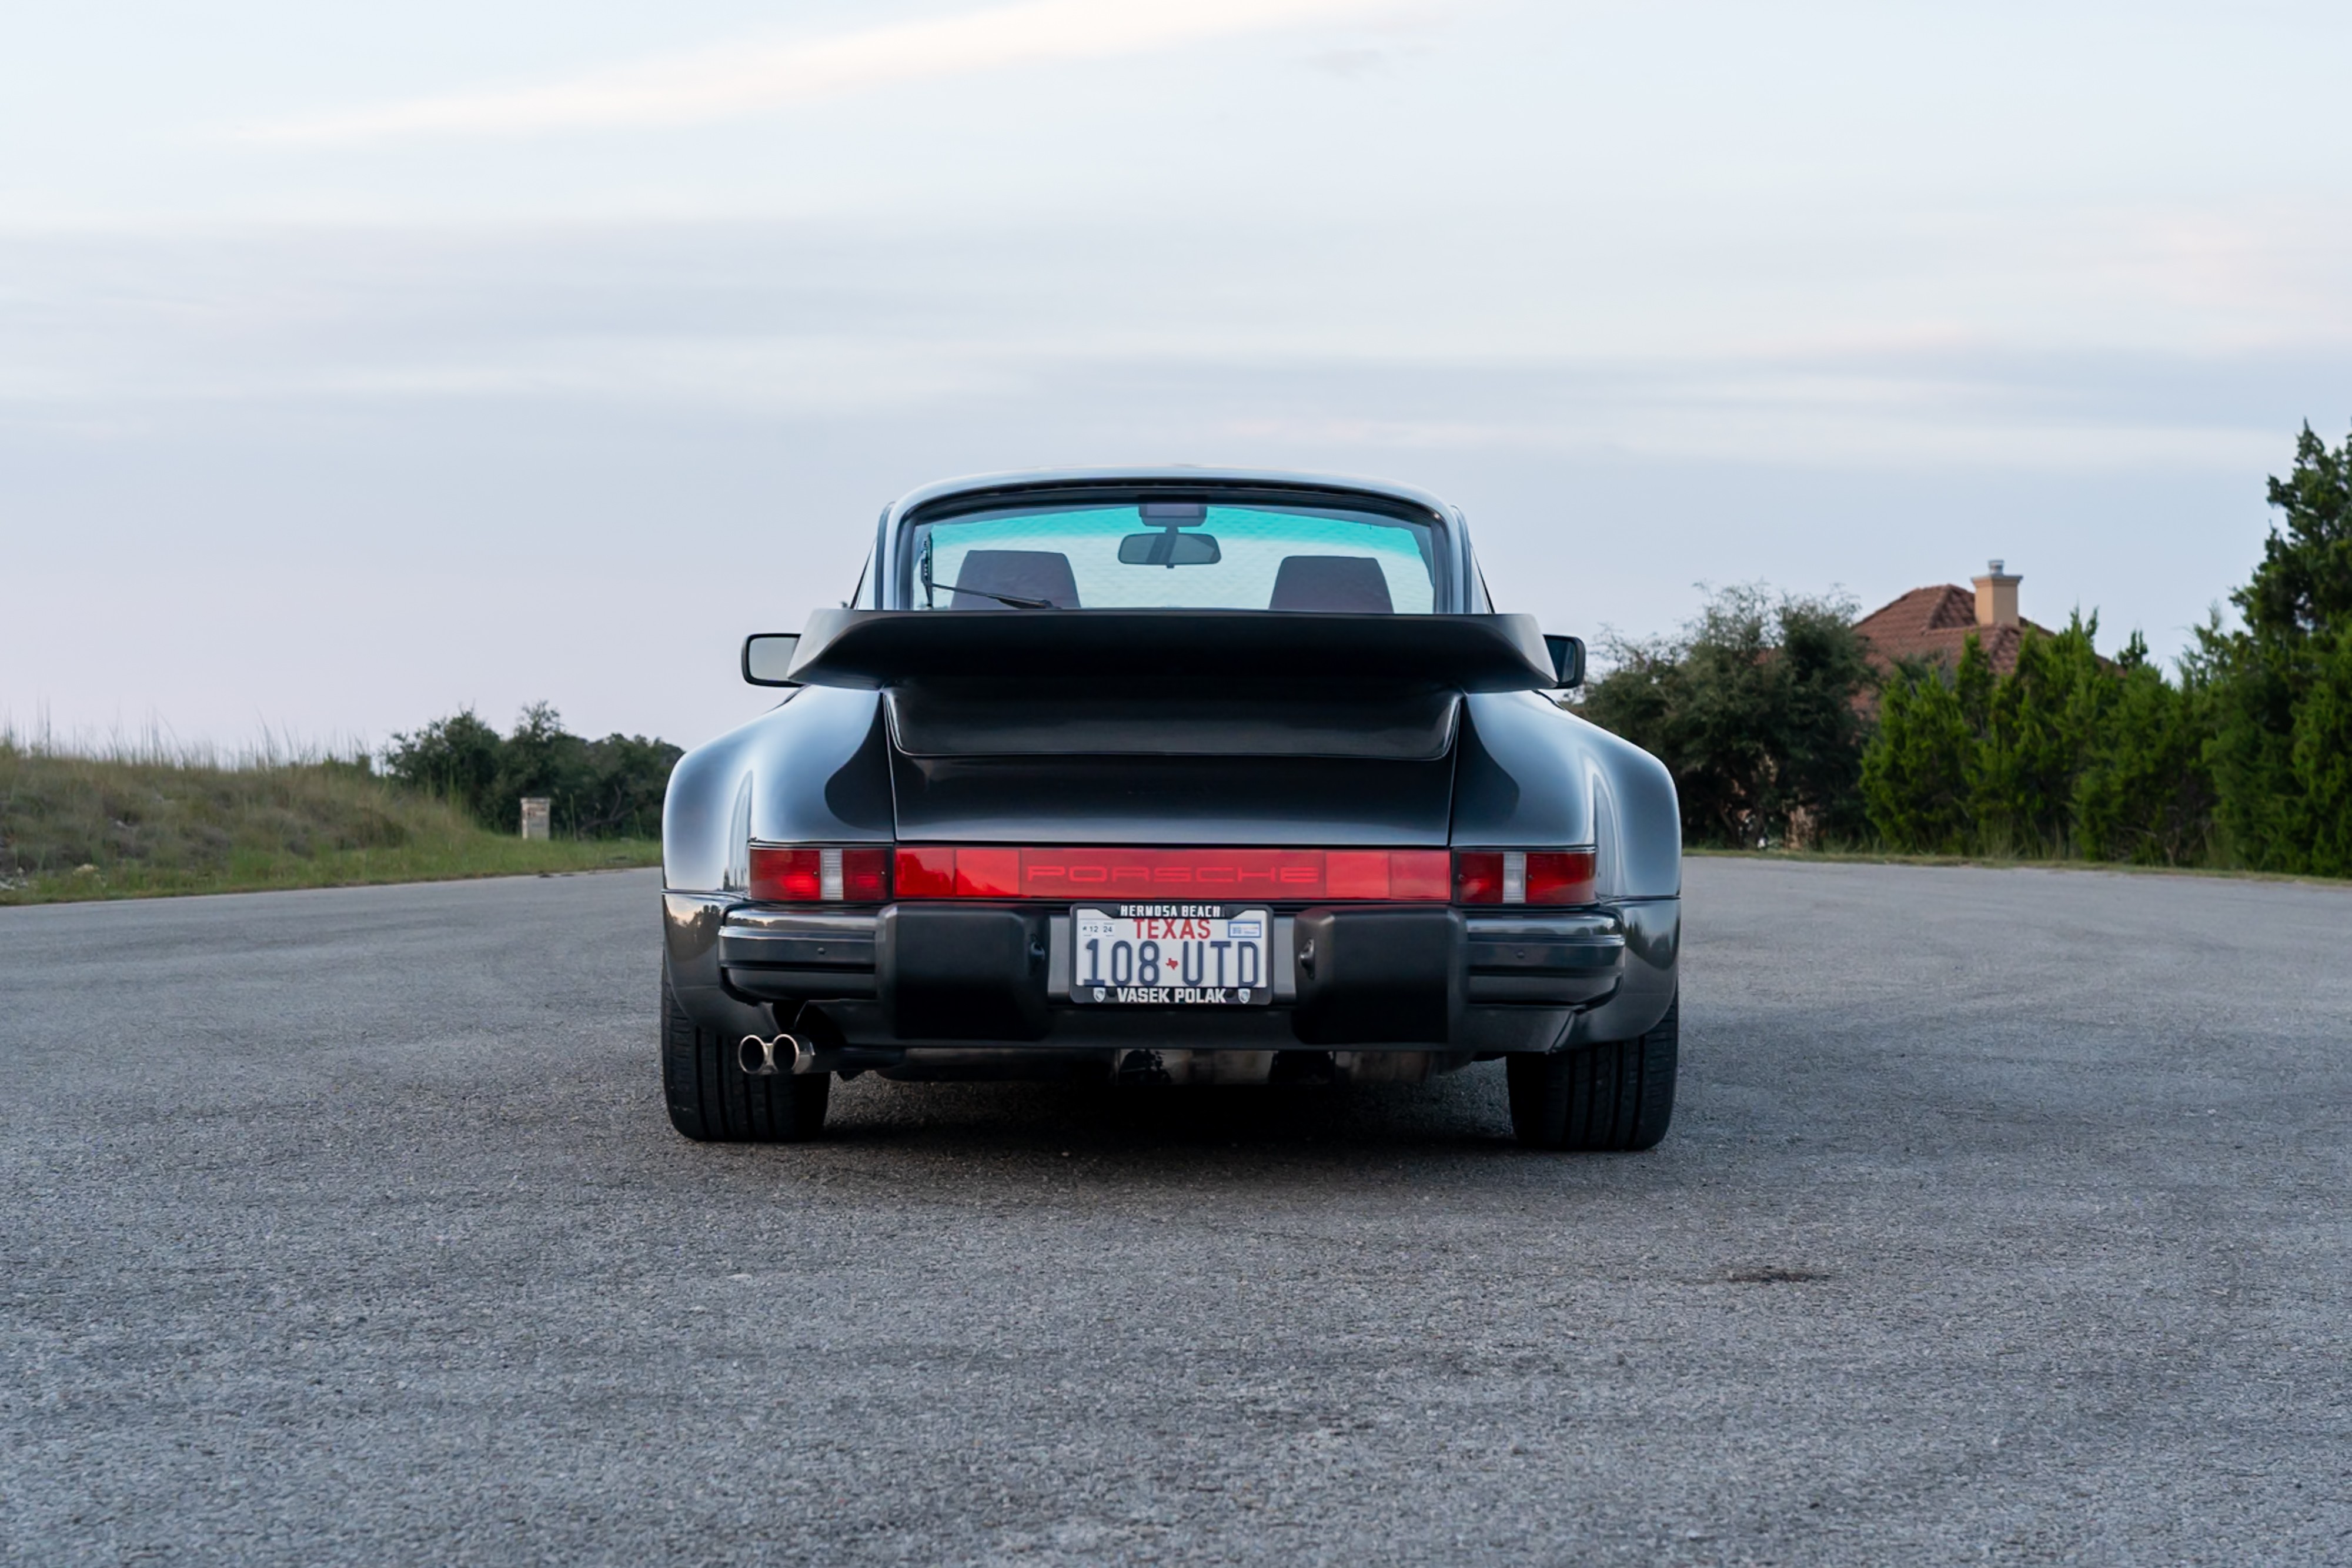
[243,0,1396,143]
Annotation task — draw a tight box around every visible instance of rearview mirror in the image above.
[1117,531,1222,567]
[742,633,801,686]
[1544,634,1585,690]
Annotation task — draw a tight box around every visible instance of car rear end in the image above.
[659,468,1679,1134]
[669,832,1673,1084]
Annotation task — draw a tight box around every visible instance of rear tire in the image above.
[1507,994,1677,1151]
[661,960,830,1142]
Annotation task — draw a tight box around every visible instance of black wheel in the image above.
[1507,994,1678,1151]
[660,960,829,1142]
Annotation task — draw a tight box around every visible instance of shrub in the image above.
[385,704,679,839]
[1579,586,1875,848]
[380,710,504,825]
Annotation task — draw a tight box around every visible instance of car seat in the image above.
[1268,554,1394,613]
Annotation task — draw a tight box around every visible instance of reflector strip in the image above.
[890,847,1451,901]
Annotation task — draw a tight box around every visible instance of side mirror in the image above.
[1543,634,1585,690]
[742,633,801,687]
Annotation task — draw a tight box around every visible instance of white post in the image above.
[520,797,552,841]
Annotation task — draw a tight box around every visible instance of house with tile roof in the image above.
[1853,562,2050,681]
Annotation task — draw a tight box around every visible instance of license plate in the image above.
[1070,905,1273,1005]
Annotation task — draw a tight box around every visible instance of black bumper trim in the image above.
[1462,912,1626,1007]
[704,901,1639,1041]
[719,911,883,1001]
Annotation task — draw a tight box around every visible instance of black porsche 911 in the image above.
[659,467,1681,1149]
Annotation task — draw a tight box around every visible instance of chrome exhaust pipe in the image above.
[739,1034,787,1075]
[737,1034,833,1076]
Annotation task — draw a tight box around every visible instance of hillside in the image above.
[0,740,657,905]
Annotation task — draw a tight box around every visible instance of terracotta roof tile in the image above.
[1853,584,2048,679]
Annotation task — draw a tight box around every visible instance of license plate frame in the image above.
[1068,904,1274,1006]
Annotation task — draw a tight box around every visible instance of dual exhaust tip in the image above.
[737,1034,834,1076]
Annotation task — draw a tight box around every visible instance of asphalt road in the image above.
[4,861,2347,1566]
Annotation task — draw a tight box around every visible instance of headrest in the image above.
[1268,554,1394,613]
[948,549,1081,609]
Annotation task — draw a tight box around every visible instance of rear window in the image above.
[898,500,1440,613]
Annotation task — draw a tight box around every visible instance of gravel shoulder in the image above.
[4,862,2347,1566]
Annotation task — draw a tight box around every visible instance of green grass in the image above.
[0,736,658,906]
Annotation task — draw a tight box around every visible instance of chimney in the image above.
[1973,559,2020,629]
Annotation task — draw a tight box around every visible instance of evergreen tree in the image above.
[1860,654,1975,852]
[2073,634,2217,865]
[1970,616,2110,855]
[2203,422,2352,870]
[1863,619,2218,864]
[1548,422,2352,878]
[2289,626,2352,875]
[1954,631,1994,735]
[2244,424,2352,637]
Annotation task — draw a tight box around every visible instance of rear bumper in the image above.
[664,892,1678,1055]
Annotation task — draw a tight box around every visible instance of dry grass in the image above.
[0,733,657,905]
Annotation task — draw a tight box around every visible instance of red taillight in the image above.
[841,848,890,902]
[1524,850,1597,905]
[887,847,1452,900]
[1452,850,1505,904]
[1452,849,1597,906]
[748,845,891,903]
[750,847,823,901]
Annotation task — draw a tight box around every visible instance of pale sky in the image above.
[5,0,2348,753]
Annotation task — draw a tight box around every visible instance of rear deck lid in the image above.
[778,609,1556,847]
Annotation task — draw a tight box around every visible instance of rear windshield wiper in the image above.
[954,587,1059,609]
[920,535,1058,609]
